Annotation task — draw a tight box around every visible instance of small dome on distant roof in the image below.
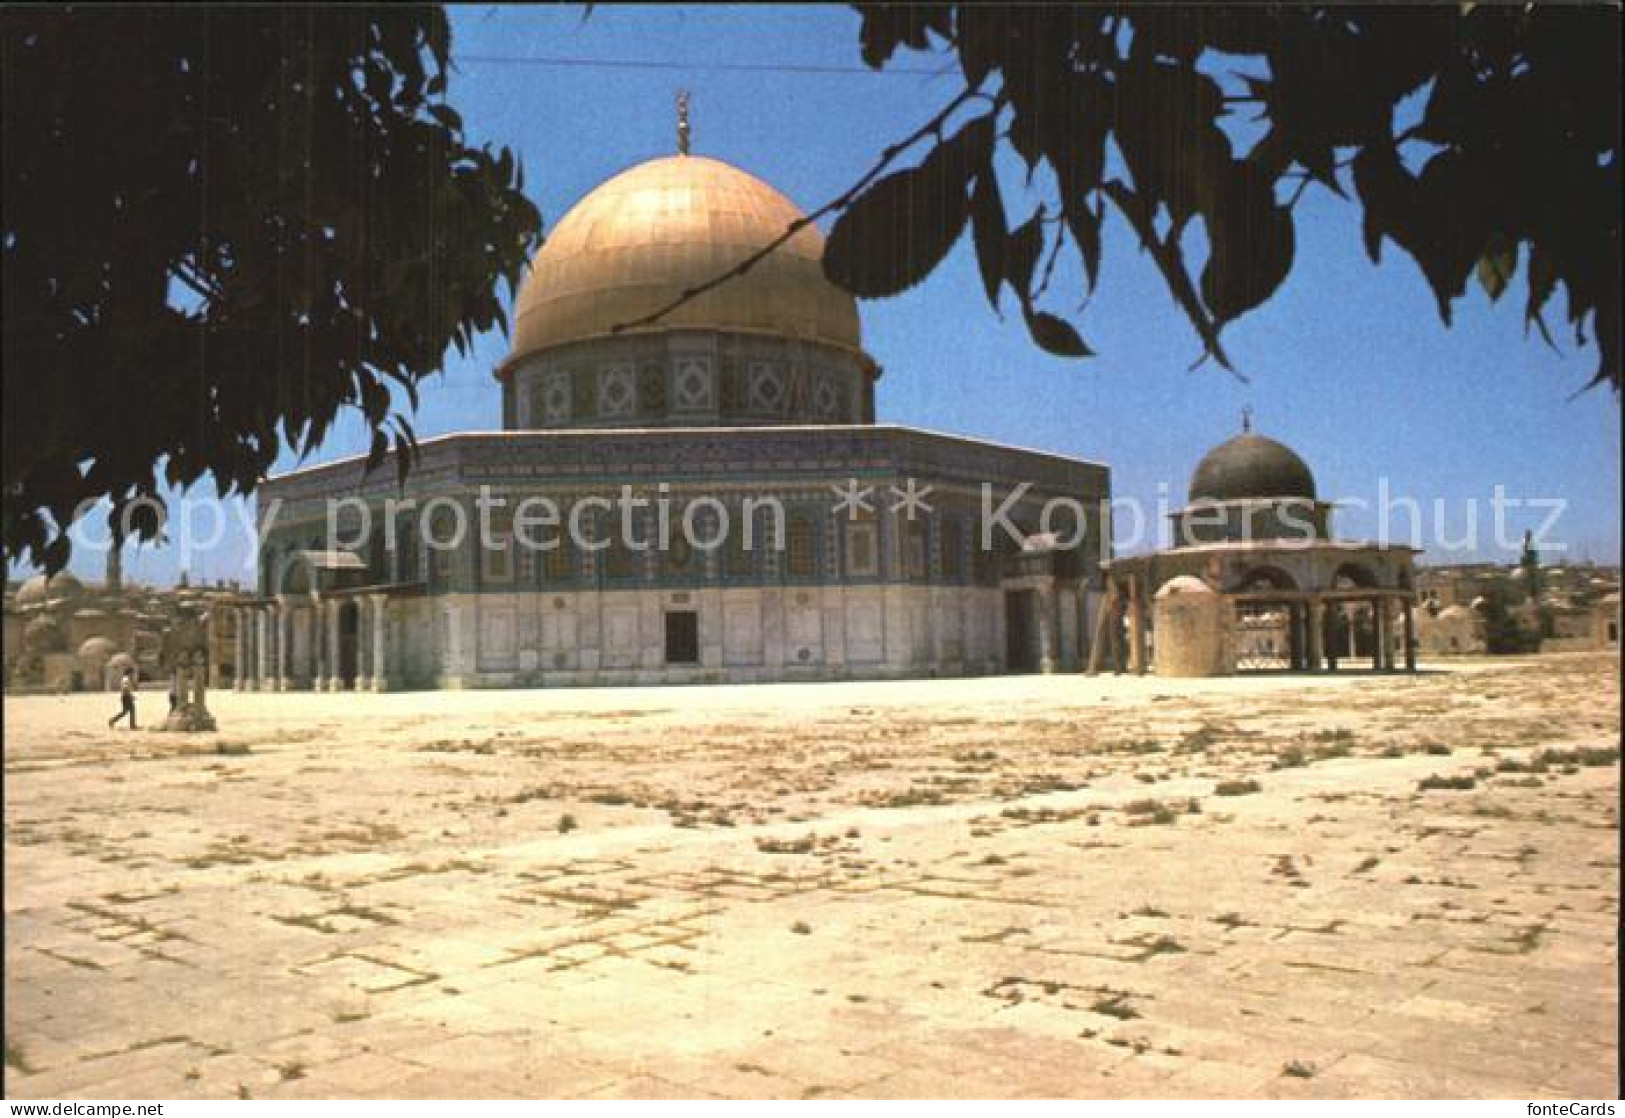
[17,572,86,607]
[78,636,117,661]
[24,615,65,651]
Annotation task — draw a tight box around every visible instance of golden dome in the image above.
[502,155,862,374]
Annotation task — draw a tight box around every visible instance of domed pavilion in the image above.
[240,115,1109,690]
[1093,417,1418,677]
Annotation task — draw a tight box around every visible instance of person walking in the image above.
[108,670,137,729]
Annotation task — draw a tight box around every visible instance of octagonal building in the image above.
[241,141,1110,690]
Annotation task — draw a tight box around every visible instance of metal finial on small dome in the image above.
[676,90,691,156]
[1241,405,1253,434]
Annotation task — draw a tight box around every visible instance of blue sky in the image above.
[39,4,1622,587]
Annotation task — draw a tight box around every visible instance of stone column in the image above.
[356,600,372,691]
[327,600,344,692]
[1306,598,1323,672]
[256,607,267,688]
[277,596,294,690]
[311,598,328,691]
[1325,602,1342,672]
[257,603,270,691]
[1085,582,1117,676]
[1127,575,1147,676]
[237,609,251,690]
[233,608,249,691]
[1403,599,1417,672]
[370,595,391,692]
[264,601,280,691]
[1036,584,1057,674]
[1374,598,1391,671]
[1076,586,1091,674]
[257,607,273,691]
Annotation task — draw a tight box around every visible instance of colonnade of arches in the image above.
[1090,558,1418,676]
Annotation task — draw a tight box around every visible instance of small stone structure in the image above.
[1414,602,1484,656]
[1152,576,1227,677]
[1595,592,1621,650]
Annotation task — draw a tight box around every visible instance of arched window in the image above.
[1234,566,1298,593]
[367,525,387,583]
[396,513,418,583]
[280,552,311,596]
[482,505,514,584]
[843,514,877,578]
[604,530,636,581]
[905,520,928,580]
[543,535,572,583]
[664,531,695,578]
[427,505,459,587]
[260,546,279,597]
[1333,563,1379,590]
[938,516,963,580]
[727,506,758,579]
[786,513,816,579]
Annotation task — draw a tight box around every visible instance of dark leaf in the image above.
[1201,165,1297,324]
[1006,210,1044,296]
[823,116,991,299]
[969,169,1007,311]
[857,3,951,70]
[1023,308,1093,358]
[364,429,389,476]
[1476,236,1517,303]
[953,6,1007,91]
[1066,195,1102,292]
[1524,244,1558,345]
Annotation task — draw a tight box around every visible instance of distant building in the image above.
[1410,559,1620,655]
[4,569,241,692]
[1594,592,1620,650]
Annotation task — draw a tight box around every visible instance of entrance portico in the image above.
[232,550,422,692]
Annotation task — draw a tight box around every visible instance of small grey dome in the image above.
[1189,433,1317,503]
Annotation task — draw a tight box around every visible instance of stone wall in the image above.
[422,583,1022,687]
[254,424,1109,688]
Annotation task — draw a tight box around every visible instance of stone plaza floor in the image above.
[3,654,1618,1099]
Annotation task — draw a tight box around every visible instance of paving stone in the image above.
[5,656,1617,1098]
